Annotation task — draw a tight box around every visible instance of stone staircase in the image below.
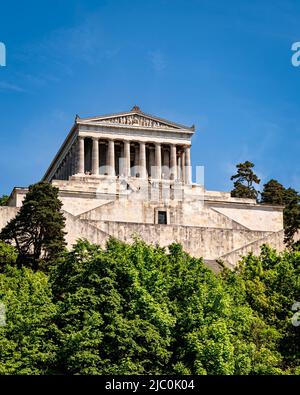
[216,229,285,269]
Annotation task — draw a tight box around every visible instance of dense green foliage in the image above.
[222,245,300,374]
[0,195,9,206]
[0,241,18,269]
[0,182,66,270]
[230,165,300,247]
[0,238,299,375]
[0,265,57,374]
[261,180,300,246]
[230,161,260,200]
[261,179,286,205]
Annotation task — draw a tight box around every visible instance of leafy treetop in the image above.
[231,161,261,200]
[0,182,66,271]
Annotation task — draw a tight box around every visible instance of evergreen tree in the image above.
[261,180,300,247]
[0,182,66,270]
[0,195,9,206]
[283,188,300,247]
[261,179,286,205]
[230,161,260,200]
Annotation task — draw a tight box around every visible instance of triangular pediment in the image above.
[92,113,179,129]
[77,107,194,131]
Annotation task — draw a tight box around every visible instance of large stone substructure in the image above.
[1,106,284,270]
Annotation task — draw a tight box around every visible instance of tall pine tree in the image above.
[261,180,300,247]
[0,195,9,206]
[0,182,66,270]
[282,188,300,247]
[230,161,260,200]
[261,179,286,205]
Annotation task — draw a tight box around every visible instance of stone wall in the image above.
[85,219,284,265]
[0,207,19,229]
[1,176,285,270]
[219,230,285,269]
[63,211,109,249]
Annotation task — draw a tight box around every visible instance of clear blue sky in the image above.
[0,0,300,195]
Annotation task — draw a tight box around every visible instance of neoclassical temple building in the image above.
[43,105,193,183]
[1,106,284,270]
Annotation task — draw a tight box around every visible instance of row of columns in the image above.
[56,136,192,183]
[80,136,191,183]
[56,143,77,181]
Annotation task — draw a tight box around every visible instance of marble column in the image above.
[61,159,65,179]
[181,150,185,183]
[71,143,76,176]
[61,161,65,179]
[78,136,85,174]
[185,146,191,184]
[59,161,62,179]
[107,139,115,176]
[66,151,71,180]
[139,142,146,178]
[92,138,99,175]
[59,163,63,179]
[170,144,177,180]
[67,154,71,179]
[155,143,162,180]
[162,148,170,179]
[177,154,181,181]
[149,147,155,177]
[124,141,131,177]
[134,145,139,167]
[69,147,73,177]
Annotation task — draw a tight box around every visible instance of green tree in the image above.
[0,265,57,374]
[283,188,300,247]
[222,245,300,372]
[231,161,260,200]
[51,239,174,374]
[0,182,66,270]
[0,238,298,375]
[261,180,300,247]
[50,238,287,375]
[0,195,9,206]
[261,179,286,206]
[0,241,18,270]
[167,243,283,375]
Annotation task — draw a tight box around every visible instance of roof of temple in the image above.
[42,106,195,182]
[76,106,195,132]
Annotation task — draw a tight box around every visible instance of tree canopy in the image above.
[0,237,298,375]
[0,265,57,374]
[261,179,286,206]
[0,195,9,206]
[230,164,300,247]
[0,182,66,270]
[0,177,299,375]
[230,161,260,200]
[261,180,300,246]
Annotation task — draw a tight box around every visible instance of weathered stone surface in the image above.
[0,177,284,270]
[0,108,285,270]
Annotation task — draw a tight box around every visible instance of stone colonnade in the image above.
[55,136,192,184]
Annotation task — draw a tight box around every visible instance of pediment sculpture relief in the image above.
[95,115,175,129]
